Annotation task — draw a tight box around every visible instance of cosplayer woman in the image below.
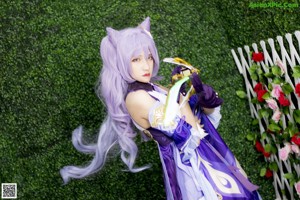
[60,17,261,200]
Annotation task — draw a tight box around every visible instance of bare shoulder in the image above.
[125,90,156,108]
[125,90,156,128]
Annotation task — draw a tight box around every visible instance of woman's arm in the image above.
[203,107,215,115]
[126,90,199,130]
[125,90,155,129]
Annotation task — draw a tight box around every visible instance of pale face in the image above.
[130,51,154,83]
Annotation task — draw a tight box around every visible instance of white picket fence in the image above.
[231,31,300,200]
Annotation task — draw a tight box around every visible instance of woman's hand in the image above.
[191,73,223,109]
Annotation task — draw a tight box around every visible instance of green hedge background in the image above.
[1,0,300,199]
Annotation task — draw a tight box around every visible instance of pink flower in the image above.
[279,143,291,161]
[266,99,278,110]
[272,109,281,123]
[276,59,285,75]
[271,85,283,99]
[291,144,300,154]
[295,181,300,196]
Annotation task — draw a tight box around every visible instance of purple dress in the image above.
[127,81,261,200]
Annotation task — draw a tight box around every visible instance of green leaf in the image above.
[264,143,271,152]
[282,132,290,140]
[273,77,283,84]
[259,109,269,118]
[258,74,264,83]
[249,64,258,74]
[282,83,293,95]
[283,106,289,115]
[262,92,270,100]
[293,66,300,73]
[236,90,247,99]
[289,122,299,135]
[290,179,296,187]
[292,66,300,78]
[292,72,300,78]
[261,132,267,140]
[246,133,255,141]
[250,73,258,81]
[269,162,278,172]
[268,123,281,132]
[293,110,300,124]
[279,120,284,128]
[271,145,278,154]
[271,66,282,76]
[268,82,273,90]
[284,173,295,179]
[260,168,267,177]
[251,98,259,104]
[252,119,259,125]
[264,72,274,78]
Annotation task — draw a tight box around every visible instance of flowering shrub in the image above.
[237,51,300,198]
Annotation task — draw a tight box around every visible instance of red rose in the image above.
[278,93,290,107]
[265,169,273,178]
[254,83,264,93]
[295,83,300,97]
[257,89,268,102]
[252,52,264,62]
[291,133,300,146]
[255,141,264,152]
[263,150,271,158]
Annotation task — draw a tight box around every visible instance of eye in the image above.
[148,54,153,60]
[131,57,140,62]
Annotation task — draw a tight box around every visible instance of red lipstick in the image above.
[143,73,150,77]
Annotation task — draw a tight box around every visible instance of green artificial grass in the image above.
[1,0,300,199]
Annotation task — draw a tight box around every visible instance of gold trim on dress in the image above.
[151,103,165,127]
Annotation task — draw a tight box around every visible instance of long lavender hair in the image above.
[60,17,160,183]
